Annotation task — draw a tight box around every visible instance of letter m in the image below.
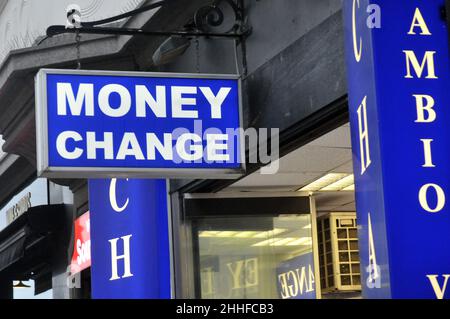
[403,50,438,79]
[57,83,94,116]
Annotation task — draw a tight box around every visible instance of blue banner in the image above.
[35,70,243,179]
[344,0,450,298]
[89,178,171,299]
[276,253,316,299]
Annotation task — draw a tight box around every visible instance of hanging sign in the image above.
[35,69,244,179]
[344,0,450,298]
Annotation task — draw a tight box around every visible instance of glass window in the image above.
[194,214,315,299]
[13,280,52,299]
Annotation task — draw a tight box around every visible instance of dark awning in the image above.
[0,204,71,280]
[0,226,27,273]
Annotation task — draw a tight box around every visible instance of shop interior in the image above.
[190,123,360,299]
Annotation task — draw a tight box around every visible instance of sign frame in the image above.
[35,69,246,179]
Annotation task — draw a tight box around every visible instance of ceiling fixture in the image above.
[252,237,312,247]
[199,228,287,239]
[152,36,191,66]
[299,173,355,192]
[13,281,31,289]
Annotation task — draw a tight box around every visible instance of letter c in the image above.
[56,131,83,160]
[352,0,362,62]
[109,178,129,213]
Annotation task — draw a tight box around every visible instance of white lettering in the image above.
[109,234,133,281]
[414,94,436,123]
[116,133,145,160]
[352,0,362,62]
[206,134,229,161]
[419,184,446,213]
[408,8,432,36]
[98,84,132,117]
[427,275,450,299]
[200,87,231,119]
[56,131,83,159]
[357,96,371,174]
[146,133,173,160]
[421,139,435,168]
[135,85,167,118]
[404,50,438,79]
[86,132,114,160]
[176,133,203,161]
[57,83,94,116]
[109,178,129,213]
[172,86,198,118]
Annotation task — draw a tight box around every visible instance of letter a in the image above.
[408,8,431,36]
[367,213,380,289]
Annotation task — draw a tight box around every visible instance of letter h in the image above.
[109,234,133,281]
[357,96,371,175]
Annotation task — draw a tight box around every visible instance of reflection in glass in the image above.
[195,215,314,299]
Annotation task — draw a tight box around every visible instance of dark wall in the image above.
[143,0,348,192]
[0,278,12,299]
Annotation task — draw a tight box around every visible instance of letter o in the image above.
[98,84,131,117]
[419,183,446,213]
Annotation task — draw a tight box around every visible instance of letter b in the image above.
[414,95,436,123]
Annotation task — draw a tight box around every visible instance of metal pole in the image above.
[309,195,322,299]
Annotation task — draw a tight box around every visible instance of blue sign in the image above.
[344,0,450,298]
[89,178,171,299]
[35,69,244,179]
[276,253,316,299]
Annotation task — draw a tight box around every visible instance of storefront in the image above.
[169,123,360,299]
[0,0,352,298]
[5,0,444,299]
[0,178,73,299]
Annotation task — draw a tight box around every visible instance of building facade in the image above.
[0,0,365,299]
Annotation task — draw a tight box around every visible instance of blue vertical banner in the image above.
[344,1,450,298]
[89,178,172,299]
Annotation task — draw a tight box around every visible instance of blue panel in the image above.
[89,179,171,299]
[276,253,316,299]
[42,71,241,172]
[344,0,450,298]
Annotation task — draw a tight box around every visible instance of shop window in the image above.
[193,215,315,299]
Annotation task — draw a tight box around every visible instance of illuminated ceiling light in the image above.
[287,238,313,246]
[199,228,288,239]
[270,237,297,246]
[303,224,312,229]
[199,231,220,238]
[252,228,287,238]
[252,237,312,247]
[299,173,349,192]
[321,174,354,191]
[252,238,276,247]
[215,231,238,237]
[233,231,260,238]
[13,281,31,289]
